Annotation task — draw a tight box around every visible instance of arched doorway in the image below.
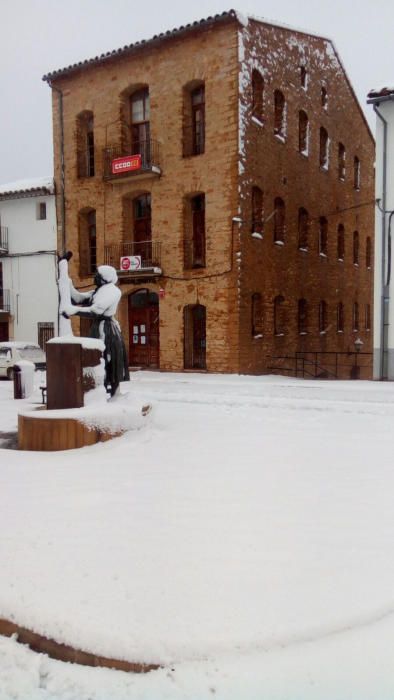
[128,289,159,368]
[184,304,206,369]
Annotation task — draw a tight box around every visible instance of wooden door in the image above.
[129,295,159,368]
[0,322,8,342]
[184,304,206,369]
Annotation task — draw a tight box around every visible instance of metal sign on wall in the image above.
[111,154,142,175]
[120,256,142,271]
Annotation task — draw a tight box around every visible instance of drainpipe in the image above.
[374,103,388,379]
[50,84,66,253]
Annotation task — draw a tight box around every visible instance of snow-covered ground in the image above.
[1,371,394,699]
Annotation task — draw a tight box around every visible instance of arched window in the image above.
[354,156,360,189]
[184,193,205,268]
[76,111,95,178]
[251,293,263,336]
[353,231,359,265]
[365,304,371,331]
[274,90,286,138]
[300,66,308,89]
[321,86,328,109]
[366,236,372,268]
[251,186,263,234]
[78,208,96,277]
[319,300,328,333]
[353,302,359,331]
[274,295,285,335]
[298,207,309,250]
[252,69,264,122]
[319,217,328,256]
[183,81,205,156]
[273,197,285,243]
[319,127,329,169]
[298,298,308,334]
[130,88,150,165]
[337,302,344,333]
[298,110,309,154]
[337,224,345,260]
[338,143,346,180]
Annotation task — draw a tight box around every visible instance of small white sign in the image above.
[141,336,146,345]
[120,255,142,271]
[140,325,146,333]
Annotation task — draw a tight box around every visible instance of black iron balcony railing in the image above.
[0,289,11,312]
[104,240,162,272]
[183,123,205,158]
[103,139,161,180]
[0,227,9,253]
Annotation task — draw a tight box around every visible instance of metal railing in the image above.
[268,350,373,380]
[104,240,161,271]
[0,289,11,312]
[0,227,8,252]
[103,139,161,180]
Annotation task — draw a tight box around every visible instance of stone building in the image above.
[43,10,374,376]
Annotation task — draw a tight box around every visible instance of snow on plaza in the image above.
[1,371,394,698]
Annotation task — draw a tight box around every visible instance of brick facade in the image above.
[46,12,374,377]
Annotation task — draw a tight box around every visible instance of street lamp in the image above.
[354,337,364,353]
[353,337,364,379]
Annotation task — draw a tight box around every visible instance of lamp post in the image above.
[353,337,364,379]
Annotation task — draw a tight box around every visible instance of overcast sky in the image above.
[0,0,392,186]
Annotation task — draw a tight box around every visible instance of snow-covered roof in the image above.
[42,9,332,83]
[367,86,394,101]
[0,176,54,201]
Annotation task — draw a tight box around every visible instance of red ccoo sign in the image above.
[111,154,142,175]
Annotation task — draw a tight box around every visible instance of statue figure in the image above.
[58,252,129,397]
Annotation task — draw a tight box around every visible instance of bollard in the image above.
[13,365,22,399]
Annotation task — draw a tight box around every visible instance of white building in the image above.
[0,177,58,345]
[367,87,394,379]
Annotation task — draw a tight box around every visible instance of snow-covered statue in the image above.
[58,252,129,397]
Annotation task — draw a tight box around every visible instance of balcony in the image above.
[103,139,161,182]
[104,240,162,281]
[0,289,11,313]
[0,227,8,254]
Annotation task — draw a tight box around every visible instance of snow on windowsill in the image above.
[253,333,263,339]
[251,232,263,240]
[274,240,285,246]
[275,332,285,337]
[319,253,327,258]
[299,247,308,253]
[338,258,344,263]
[320,330,327,335]
[299,331,308,336]
[274,133,286,143]
[251,115,264,127]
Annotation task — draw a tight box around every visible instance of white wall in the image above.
[0,194,58,342]
[373,98,394,379]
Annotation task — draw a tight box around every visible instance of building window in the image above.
[300,66,308,89]
[319,127,329,169]
[252,69,264,122]
[251,293,263,337]
[274,295,285,335]
[298,207,309,250]
[337,224,345,260]
[365,303,371,331]
[132,193,152,262]
[38,322,54,349]
[274,90,286,138]
[337,302,344,333]
[353,302,359,331]
[251,186,263,234]
[36,202,47,220]
[319,300,328,333]
[298,110,309,154]
[321,85,328,109]
[354,156,361,190]
[353,231,359,265]
[338,143,346,180]
[130,87,151,166]
[319,217,328,256]
[184,193,205,268]
[366,236,372,268]
[76,111,95,178]
[298,298,308,334]
[274,197,285,243]
[78,208,96,277]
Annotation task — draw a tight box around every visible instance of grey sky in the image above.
[0,0,392,185]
